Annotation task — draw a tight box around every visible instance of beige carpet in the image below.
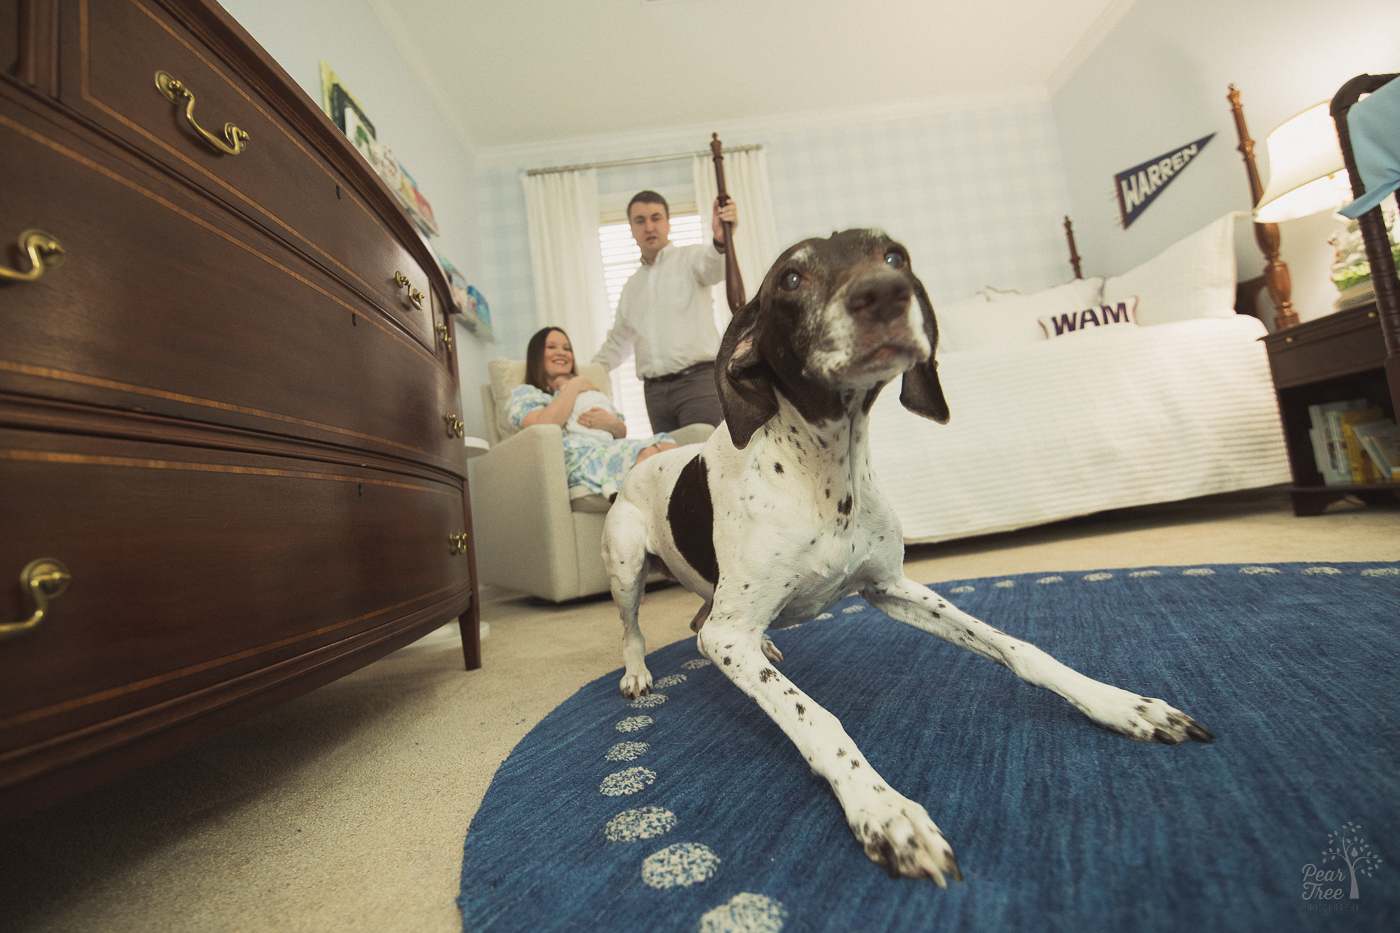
[1,486,1397,933]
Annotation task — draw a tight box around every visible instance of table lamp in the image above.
[1254,102,1352,223]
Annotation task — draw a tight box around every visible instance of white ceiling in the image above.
[366,0,1134,152]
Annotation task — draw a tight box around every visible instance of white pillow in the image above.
[969,277,1106,349]
[929,294,990,354]
[1039,296,1139,338]
[1103,211,1243,325]
[933,277,1105,351]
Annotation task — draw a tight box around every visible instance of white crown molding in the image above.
[1045,0,1139,96]
[476,86,1051,171]
[363,0,479,159]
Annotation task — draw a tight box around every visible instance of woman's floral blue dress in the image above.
[506,384,675,499]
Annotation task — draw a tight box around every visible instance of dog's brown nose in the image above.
[846,269,912,323]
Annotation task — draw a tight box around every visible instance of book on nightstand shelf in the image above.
[1339,408,1385,483]
[1308,400,1371,485]
[1352,419,1400,482]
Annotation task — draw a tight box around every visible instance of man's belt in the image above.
[643,361,715,385]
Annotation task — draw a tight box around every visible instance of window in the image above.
[597,212,707,436]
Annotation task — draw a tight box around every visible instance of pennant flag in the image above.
[1114,133,1214,229]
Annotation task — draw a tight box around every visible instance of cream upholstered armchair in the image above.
[468,359,714,602]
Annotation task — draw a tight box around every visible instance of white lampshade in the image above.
[1254,101,1351,223]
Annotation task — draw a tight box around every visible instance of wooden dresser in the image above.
[1,0,480,822]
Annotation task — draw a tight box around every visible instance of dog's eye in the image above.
[781,271,802,291]
[884,249,906,270]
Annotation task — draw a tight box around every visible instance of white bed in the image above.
[871,211,1291,544]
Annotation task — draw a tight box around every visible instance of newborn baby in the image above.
[552,373,622,442]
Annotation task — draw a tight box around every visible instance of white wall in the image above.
[475,91,1078,363]
[218,0,495,437]
[1050,0,1400,327]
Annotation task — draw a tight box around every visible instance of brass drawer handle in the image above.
[155,70,250,156]
[444,413,465,438]
[448,533,470,555]
[435,323,454,352]
[394,271,425,309]
[2,559,71,641]
[0,229,64,282]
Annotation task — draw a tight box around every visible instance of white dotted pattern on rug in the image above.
[606,741,649,762]
[604,806,677,843]
[600,657,725,917]
[841,605,863,614]
[816,613,833,620]
[698,892,788,933]
[946,564,1400,591]
[641,842,721,889]
[600,767,656,796]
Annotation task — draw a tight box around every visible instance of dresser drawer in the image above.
[59,0,441,351]
[0,97,467,472]
[0,421,472,765]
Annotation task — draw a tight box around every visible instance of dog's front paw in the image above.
[761,634,783,664]
[619,670,653,700]
[1082,687,1214,745]
[1130,696,1214,745]
[850,797,962,885]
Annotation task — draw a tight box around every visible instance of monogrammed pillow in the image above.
[1039,297,1139,338]
[935,277,1106,352]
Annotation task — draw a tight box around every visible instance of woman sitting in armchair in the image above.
[506,326,679,500]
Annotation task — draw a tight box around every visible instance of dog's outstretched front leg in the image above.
[865,578,1214,745]
[602,503,653,699]
[698,623,960,884]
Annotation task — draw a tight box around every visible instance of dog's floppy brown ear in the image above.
[899,276,950,424]
[715,294,779,448]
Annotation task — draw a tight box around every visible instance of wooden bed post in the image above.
[1063,216,1083,279]
[1228,84,1299,330]
[710,133,745,313]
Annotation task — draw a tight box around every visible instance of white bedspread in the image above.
[869,315,1291,544]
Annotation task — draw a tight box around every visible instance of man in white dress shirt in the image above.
[591,190,739,432]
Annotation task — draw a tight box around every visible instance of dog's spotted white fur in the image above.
[602,230,1212,885]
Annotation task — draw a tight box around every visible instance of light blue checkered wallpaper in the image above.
[475,96,1075,358]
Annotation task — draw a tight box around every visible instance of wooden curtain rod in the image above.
[526,143,762,176]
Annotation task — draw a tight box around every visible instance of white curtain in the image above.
[692,147,780,330]
[522,168,611,357]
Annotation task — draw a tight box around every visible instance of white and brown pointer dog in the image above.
[601,229,1213,885]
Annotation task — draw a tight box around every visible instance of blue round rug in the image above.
[458,563,1400,932]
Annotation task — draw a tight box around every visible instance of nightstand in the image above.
[1262,302,1399,515]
